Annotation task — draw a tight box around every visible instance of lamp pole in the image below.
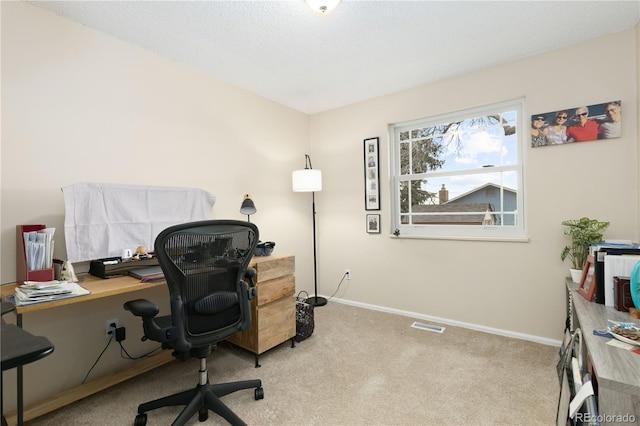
[310,190,326,306]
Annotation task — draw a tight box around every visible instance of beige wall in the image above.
[309,27,638,342]
[0,2,311,410]
[1,1,638,412]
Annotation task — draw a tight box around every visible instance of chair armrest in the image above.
[123,299,159,318]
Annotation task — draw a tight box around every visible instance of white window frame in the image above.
[389,98,528,241]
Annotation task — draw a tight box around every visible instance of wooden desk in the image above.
[1,274,166,318]
[567,279,640,423]
[0,274,174,426]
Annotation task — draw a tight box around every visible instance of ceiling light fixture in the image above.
[305,0,341,14]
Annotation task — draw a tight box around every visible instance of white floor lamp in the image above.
[292,154,327,307]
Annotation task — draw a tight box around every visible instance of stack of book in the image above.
[13,280,90,306]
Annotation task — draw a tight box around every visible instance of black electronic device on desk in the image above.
[89,255,159,279]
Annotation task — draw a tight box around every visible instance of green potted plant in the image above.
[561,217,609,283]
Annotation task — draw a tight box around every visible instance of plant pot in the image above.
[570,268,582,284]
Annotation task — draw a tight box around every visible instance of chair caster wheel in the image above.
[134,413,147,426]
[199,409,208,421]
[255,387,264,400]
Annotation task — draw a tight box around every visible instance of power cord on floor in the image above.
[326,272,349,302]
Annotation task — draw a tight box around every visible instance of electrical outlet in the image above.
[345,269,351,280]
[106,318,119,338]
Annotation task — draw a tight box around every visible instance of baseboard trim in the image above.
[328,297,562,347]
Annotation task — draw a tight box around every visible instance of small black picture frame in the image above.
[366,214,380,234]
[364,137,380,210]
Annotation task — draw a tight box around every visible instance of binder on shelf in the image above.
[16,224,54,283]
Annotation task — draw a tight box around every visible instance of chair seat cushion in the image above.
[1,324,54,371]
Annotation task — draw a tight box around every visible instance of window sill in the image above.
[388,234,530,243]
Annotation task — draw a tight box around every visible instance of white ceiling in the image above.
[29,1,640,114]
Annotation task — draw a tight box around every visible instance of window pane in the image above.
[407,171,518,226]
[412,139,445,173]
[400,178,438,215]
[399,180,409,214]
[400,142,409,175]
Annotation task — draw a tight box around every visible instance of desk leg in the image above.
[17,367,22,426]
[1,370,5,426]
[16,314,23,426]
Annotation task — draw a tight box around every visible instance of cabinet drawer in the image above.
[257,275,294,305]
[256,296,296,354]
[252,255,294,283]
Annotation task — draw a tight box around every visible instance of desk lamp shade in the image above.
[292,169,322,192]
[240,194,257,219]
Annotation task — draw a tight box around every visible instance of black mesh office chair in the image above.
[124,220,263,426]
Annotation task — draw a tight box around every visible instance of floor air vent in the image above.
[411,322,445,333]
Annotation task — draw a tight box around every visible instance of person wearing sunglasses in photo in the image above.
[598,101,621,139]
[530,114,547,147]
[544,110,569,145]
[566,106,599,142]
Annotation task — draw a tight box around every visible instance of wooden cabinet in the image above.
[226,254,296,366]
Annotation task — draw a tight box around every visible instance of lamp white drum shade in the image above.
[292,169,322,192]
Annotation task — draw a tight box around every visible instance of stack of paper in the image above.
[23,228,55,271]
[14,280,90,306]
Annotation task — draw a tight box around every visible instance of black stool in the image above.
[1,302,54,426]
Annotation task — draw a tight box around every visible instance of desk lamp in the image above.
[240,194,257,222]
[292,154,326,307]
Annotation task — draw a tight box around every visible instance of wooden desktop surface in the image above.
[1,255,284,314]
[0,273,166,315]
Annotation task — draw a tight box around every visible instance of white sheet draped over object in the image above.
[62,183,216,263]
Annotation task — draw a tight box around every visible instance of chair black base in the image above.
[134,359,263,426]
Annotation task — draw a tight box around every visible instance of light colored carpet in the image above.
[26,301,559,425]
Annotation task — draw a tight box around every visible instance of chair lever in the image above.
[248,287,257,300]
[163,326,178,343]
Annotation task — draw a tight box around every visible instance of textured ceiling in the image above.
[29,1,640,114]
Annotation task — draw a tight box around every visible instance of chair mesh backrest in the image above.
[155,220,258,338]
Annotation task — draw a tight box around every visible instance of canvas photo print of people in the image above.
[531,100,621,148]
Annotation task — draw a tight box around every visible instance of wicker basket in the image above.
[294,291,314,342]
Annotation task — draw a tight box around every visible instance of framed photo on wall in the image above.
[531,100,621,148]
[366,214,380,234]
[364,137,380,210]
